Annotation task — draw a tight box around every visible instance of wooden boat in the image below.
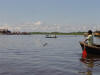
[46,36,57,38]
[80,41,100,54]
[94,31,100,37]
[45,34,57,38]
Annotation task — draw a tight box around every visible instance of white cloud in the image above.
[0,25,12,30]
[13,27,21,32]
[34,21,42,25]
[0,21,99,32]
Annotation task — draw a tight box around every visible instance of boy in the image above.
[84,30,93,46]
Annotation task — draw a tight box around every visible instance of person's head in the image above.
[88,30,92,35]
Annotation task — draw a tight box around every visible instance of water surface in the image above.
[0,35,100,75]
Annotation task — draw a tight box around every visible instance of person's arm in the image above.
[84,38,88,42]
[84,35,89,42]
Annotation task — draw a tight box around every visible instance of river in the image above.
[0,35,100,75]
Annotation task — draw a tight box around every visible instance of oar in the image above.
[82,43,87,59]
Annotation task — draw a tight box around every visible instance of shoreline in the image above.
[0,32,85,35]
[29,32,85,35]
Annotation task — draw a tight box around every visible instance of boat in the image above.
[45,34,57,38]
[94,31,100,37]
[80,41,100,54]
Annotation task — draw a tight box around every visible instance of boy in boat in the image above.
[84,30,93,46]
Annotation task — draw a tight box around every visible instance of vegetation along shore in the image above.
[29,32,85,35]
[0,29,87,35]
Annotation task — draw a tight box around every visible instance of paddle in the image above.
[82,43,87,59]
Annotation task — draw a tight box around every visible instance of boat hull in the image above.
[46,36,57,38]
[80,42,100,55]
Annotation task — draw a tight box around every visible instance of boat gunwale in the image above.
[80,41,100,50]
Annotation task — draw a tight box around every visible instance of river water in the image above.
[0,35,100,75]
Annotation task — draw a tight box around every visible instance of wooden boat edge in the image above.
[79,41,100,50]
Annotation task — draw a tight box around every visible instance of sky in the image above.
[0,0,100,32]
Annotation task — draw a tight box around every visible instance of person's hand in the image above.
[83,40,86,43]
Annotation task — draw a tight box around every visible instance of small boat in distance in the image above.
[80,41,100,55]
[45,34,57,38]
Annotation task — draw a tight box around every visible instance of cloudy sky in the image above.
[0,0,100,32]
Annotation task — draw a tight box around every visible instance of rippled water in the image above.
[0,35,100,75]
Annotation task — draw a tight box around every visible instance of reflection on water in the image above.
[80,54,100,75]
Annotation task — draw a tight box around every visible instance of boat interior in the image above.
[80,41,100,47]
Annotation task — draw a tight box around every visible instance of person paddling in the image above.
[84,30,94,46]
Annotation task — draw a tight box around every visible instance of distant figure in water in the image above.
[84,30,94,46]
